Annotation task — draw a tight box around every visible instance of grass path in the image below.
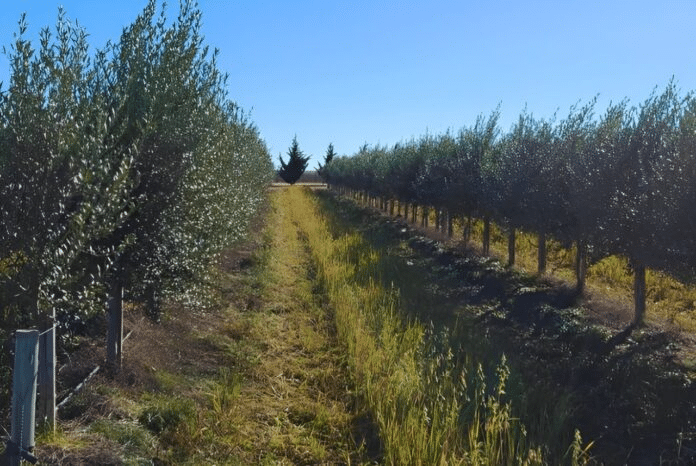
[35,188,372,465]
[227,188,372,464]
[35,186,600,464]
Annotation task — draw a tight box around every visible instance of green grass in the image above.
[287,187,592,465]
[89,419,157,464]
[34,187,609,464]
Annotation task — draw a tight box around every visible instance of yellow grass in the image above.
[285,187,591,465]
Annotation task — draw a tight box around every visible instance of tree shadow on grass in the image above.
[316,191,696,465]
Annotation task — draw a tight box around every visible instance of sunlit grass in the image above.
[287,187,591,465]
[35,426,89,452]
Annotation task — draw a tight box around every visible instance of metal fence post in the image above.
[107,275,123,371]
[9,329,40,466]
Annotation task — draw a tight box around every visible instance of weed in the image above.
[89,418,156,462]
[138,396,196,435]
[207,367,242,415]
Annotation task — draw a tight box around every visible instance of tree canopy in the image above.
[0,0,274,329]
[323,81,696,325]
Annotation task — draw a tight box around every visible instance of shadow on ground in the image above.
[319,191,696,465]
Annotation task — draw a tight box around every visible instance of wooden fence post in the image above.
[8,330,40,466]
[37,323,56,432]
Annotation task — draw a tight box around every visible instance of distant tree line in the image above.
[0,0,273,393]
[323,81,696,326]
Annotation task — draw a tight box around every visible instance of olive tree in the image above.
[0,10,134,330]
[0,0,274,376]
[490,110,555,267]
[564,101,628,291]
[604,82,685,325]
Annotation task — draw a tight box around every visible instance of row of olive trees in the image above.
[0,1,273,345]
[324,81,696,325]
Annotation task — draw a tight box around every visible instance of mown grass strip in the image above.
[36,190,369,464]
[238,188,371,464]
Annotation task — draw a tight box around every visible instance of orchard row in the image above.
[0,1,273,334]
[324,82,696,324]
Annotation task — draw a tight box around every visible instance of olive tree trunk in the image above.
[463,214,472,242]
[538,229,547,274]
[575,239,586,293]
[482,216,491,256]
[633,260,646,326]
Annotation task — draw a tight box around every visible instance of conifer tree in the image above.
[278,136,310,184]
[317,142,336,179]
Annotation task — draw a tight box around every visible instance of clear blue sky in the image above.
[2,0,696,169]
